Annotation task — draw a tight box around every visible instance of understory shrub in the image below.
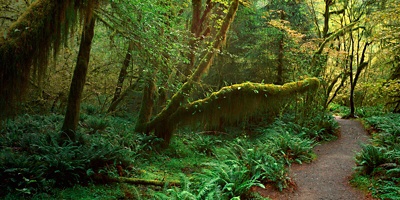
[154,174,198,200]
[328,103,350,116]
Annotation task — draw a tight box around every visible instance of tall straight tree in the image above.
[61,1,97,141]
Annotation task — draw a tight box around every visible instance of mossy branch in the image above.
[94,176,181,187]
[170,78,320,129]
[312,22,363,76]
[117,177,180,186]
[314,21,358,56]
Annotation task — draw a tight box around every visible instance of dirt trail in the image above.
[258,117,375,200]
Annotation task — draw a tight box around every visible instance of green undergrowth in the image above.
[0,114,136,198]
[1,112,338,199]
[351,113,400,199]
[328,103,386,118]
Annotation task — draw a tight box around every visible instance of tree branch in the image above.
[169,78,320,132]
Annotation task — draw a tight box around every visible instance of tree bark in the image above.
[311,21,359,76]
[107,79,140,113]
[326,72,349,107]
[349,33,355,117]
[323,0,333,38]
[110,41,134,106]
[349,40,370,117]
[134,72,156,134]
[185,0,214,76]
[276,10,285,85]
[61,14,96,141]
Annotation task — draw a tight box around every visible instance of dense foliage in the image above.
[0,111,337,198]
[352,113,400,199]
[1,0,400,198]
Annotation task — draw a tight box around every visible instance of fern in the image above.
[0,115,135,197]
[355,144,389,175]
[84,116,110,134]
[196,160,263,200]
[264,131,316,165]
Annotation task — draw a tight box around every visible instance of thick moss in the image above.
[0,0,89,119]
[171,78,319,129]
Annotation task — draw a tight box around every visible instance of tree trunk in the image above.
[107,79,140,113]
[326,72,349,107]
[311,21,358,76]
[323,0,332,38]
[134,73,156,134]
[276,10,285,85]
[349,40,370,117]
[348,32,356,118]
[110,41,134,106]
[185,0,214,77]
[144,0,239,146]
[61,14,96,141]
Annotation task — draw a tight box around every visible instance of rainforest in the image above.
[0,0,399,199]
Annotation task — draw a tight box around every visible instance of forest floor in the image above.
[255,116,376,200]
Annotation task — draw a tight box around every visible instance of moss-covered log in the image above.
[176,78,319,125]
[94,176,181,187]
[117,177,180,187]
[162,78,320,144]
[0,0,88,119]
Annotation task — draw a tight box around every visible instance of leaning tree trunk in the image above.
[165,78,320,140]
[349,39,370,118]
[140,0,239,146]
[326,72,348,107]
[61,13,96,141]
[107,79,140,113]
[311,21,358,77]
[109,41,134,108]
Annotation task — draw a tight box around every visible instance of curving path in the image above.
[257,116,375,200]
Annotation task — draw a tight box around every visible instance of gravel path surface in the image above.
[257,117,375,200]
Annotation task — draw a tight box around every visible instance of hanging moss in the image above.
[158,78,319,142]
[0,0,91,119]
